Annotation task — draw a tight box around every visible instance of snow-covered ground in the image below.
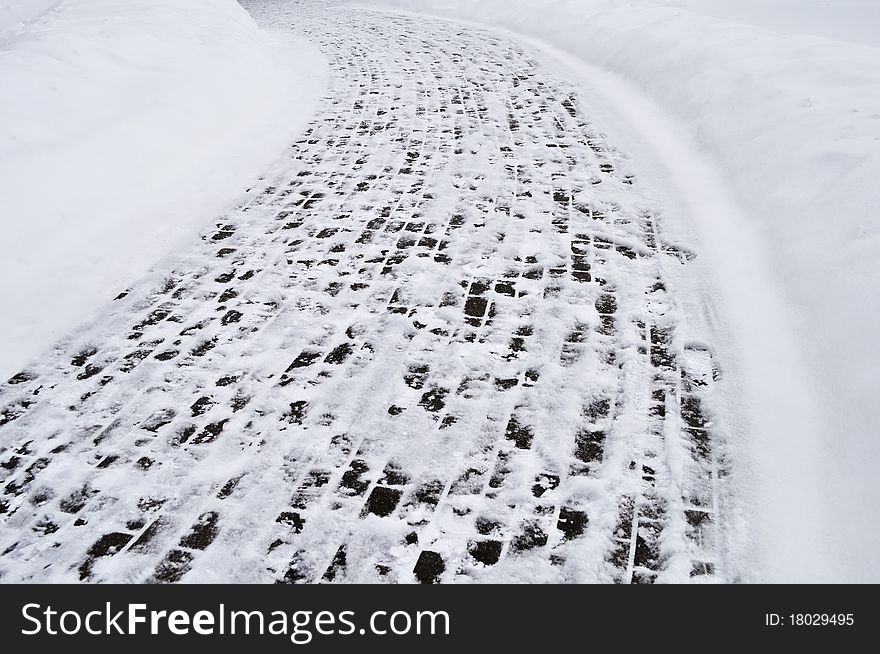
[354,0,880,581]
[0,1,57,32]
[0,0,327,379]
[0,5,736,584]
[1,0,877,583]
[646,0,880,48]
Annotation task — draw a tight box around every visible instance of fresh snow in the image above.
[641,0,880,48]
[0,1,59,33]
[0,0,327,380]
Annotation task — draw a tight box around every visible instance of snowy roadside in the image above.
[0,0,327,379]
[0,1,57,32]
[353,0,880,582]
[628,0,880,48]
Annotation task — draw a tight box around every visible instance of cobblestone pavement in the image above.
[0,5,731,583]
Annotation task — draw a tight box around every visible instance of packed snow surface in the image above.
[0,0,327,380]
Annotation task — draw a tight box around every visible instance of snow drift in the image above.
[355,0,880,582]
[632,0,880,48]
[0,0,326,379]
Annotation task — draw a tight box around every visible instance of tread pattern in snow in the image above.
[0,8,729,583]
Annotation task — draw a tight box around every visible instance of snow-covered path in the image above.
[0,6,731,583]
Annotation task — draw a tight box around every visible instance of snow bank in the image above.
[0,1,58,32]
[356,0,880,582]
[0,0,326,378]
[638,0,880,48]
